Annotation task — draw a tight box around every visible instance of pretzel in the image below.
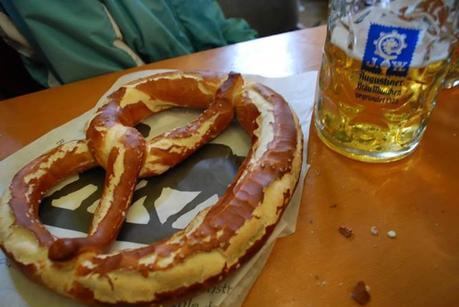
[0,71,303,304]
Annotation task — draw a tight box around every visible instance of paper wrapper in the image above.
[0,70,318,307]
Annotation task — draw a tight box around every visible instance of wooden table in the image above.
[1,26,458,306]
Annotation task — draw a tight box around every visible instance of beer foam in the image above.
[330,1,451,68]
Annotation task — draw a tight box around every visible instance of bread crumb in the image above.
[351,281,371,305]
[370,226,379,236]
[387,230,397,239]
[338,226,353,238]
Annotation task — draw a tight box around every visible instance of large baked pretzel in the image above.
[0,71,303,304]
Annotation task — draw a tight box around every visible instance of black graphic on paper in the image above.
[39,144,244,244]
[135,122,151,138]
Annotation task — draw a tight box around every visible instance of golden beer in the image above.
[314,1,457,162]
[315,42,449,162]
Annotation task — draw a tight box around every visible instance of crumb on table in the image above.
[387,230,397,239]
[338,226,353,238]
[370,226,379,236]
[351,281,371,305]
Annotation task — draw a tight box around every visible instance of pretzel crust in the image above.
[0,71,303,304]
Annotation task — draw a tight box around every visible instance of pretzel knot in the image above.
[0,71,303,304]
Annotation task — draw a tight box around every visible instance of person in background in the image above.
[0,0,256,88]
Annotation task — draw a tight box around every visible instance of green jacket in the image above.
[0,0,256,87]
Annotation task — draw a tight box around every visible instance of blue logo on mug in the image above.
[362,24,419,77]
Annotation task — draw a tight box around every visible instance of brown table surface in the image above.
[1,26,459,307]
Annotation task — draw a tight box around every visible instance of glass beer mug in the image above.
[443,43,459,89]
[314,0,458,162]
